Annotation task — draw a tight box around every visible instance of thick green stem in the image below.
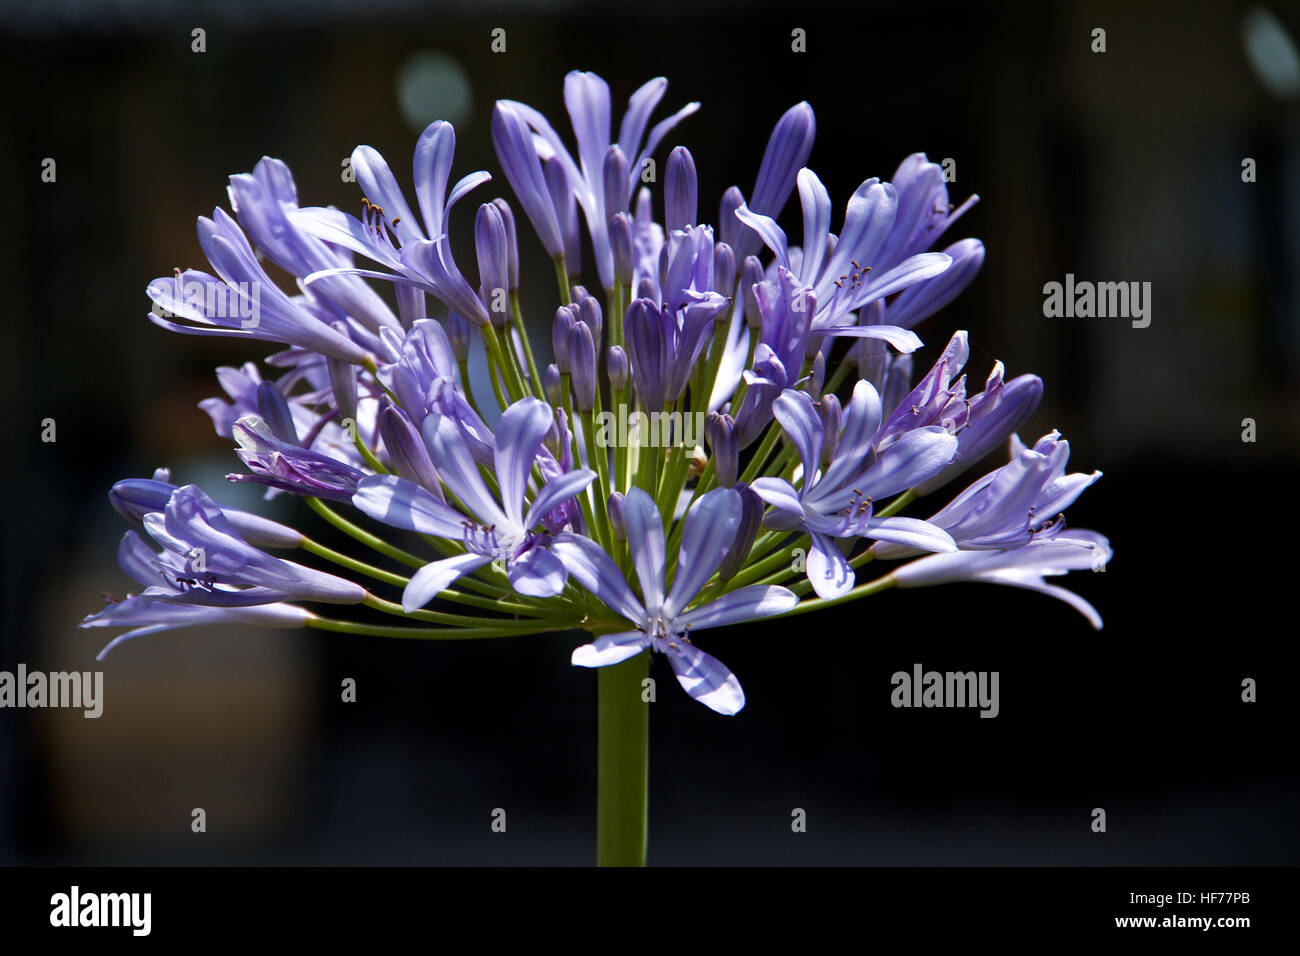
[597,651,650,866]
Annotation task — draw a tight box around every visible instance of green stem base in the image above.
[597,651,650,866]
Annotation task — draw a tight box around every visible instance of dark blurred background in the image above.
[1,0,1297,865]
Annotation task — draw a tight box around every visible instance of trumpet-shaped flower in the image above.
[353,397,594,609]
[751,382,958,598]
[555,487,797,715]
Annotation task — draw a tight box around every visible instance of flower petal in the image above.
[352,474,465,539]
[795,167,831,285]
[524,468,596,530]
[734,203,790,269]
[492,397,554,527]
[816,379,883,494]
[508,546,568,598]
[423,414,509,527]
[771,388,824,490]
[351,145,421,244]
[550,533,645,623]
[667,642,745,715]
[806,531,855,599]
[864,516,957,553]
[675,584,798,631]
[404,553,491,612]
[664,487,741,619]
[623,487,667,614]
[571,631,648,667]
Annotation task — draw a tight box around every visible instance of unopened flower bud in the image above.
[718,185,745,252]
[568,322,597,412]
[713,241,736,298]
[475,202,510,328]
[579,297,603,346]
[545,156,581,275]
[543,363,563,406]
[665,146,698,231]
[706,411,739,487]
[553,306,576,374]
[491,197,520,291]
[110,476,303,548]
[378,403,442,497]
[717,484,763,582]
[606,345,629,391]
[603,145,630,220]
[610,212,634,286]
[607,491,626,542]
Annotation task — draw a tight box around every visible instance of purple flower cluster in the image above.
[84,70,1110,714]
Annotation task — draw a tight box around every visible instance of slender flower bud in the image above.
[446,311,471,363]
[378,404,444,499]
[491,197,520,291]
[886,237,985,330]
[545,156,581,274]
[610,212,634,287]
[256,381,299,445]
[713,241,736,298]
[741,255,765,331]
[109,477,303,548]
[543,363,563,405]
[327,321,359,424]
[817,393,842,468]
[706,412,739,487]
[624,298,667,412]
[745,102,815,238]
[571,285,593,305]
[717,483,764,581]
[603,145,630,220]
[553,306,576,374]
[606,345,629,390]
[475,203,510,328]
[665,146,698,231]
[718,185,745,252]
[636,277,657,301]
[568,322,597,412]
[607,491,626,542]
[579,297,603,346]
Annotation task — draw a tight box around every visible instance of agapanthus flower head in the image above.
[88,69,1109,748]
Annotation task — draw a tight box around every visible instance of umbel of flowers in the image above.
[84,71,1109,865]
